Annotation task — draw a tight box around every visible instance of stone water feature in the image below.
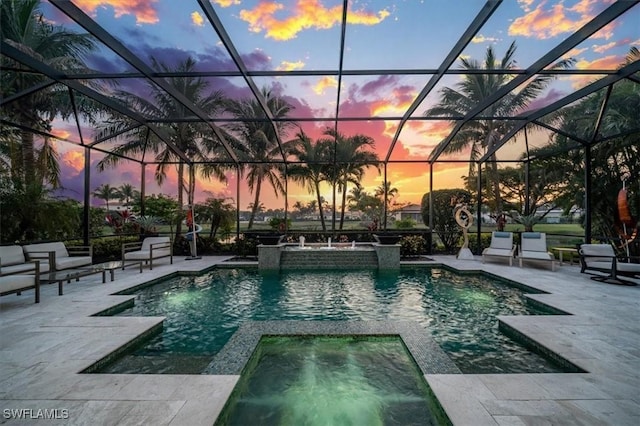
[258,237,400,270]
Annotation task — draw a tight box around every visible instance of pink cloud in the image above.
[73,0,160,25]
[509,0,614,40]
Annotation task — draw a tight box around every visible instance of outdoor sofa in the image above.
[122,236,173,270]
[1,244,49,274]
[0,260,41,303]
[22,242,92,272]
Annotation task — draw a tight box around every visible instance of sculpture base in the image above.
[457,248,475,260]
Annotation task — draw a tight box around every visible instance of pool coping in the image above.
[204,320,462,376]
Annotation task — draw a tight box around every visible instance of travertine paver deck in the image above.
[1,255,638,425]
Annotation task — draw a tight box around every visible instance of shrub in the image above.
[400,235,428,257]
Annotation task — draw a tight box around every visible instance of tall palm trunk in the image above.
[20,129,36,188]
[248,179,262,230]
[175,162,184,241]
[314,180,327,231]
[339,180,348,230]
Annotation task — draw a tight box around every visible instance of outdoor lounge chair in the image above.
[0,260,40,303]
[579,243,640,286]
[518,232,555,271]
[122,236,173,270]
[482,231,516,266]
[22,242,92,272]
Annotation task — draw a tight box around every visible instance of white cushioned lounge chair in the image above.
[482,231,516,266]
[122,236,173,270]
[579,243,640,286]
[518,232,556,271]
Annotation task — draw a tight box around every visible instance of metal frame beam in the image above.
[197,0,285,162]
[50,0,238,164]
[430,0,637,163]
[479,59,640,162]
[385,0,501,162]
[0,41,191,165]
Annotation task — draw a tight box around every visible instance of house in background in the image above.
[394,204,423,224]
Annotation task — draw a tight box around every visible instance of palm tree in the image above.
[1,0,97,189]
[375,180,399,227]
[324,129,380,229]
[225,87,295,229]
[285,130,332,231]
[93,184,119,212]
[95,57,230,239]
[117,183,138,208]
[201,196,235,239]
[424,41,572,214]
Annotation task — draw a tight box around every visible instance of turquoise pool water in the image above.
[100,267,567,374]
[216,336,444,426]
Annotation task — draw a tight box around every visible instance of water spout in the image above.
[328,237,332,248]
[299,236,305,248]
[351,240,356,249]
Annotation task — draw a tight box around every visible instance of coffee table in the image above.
[40,269,104,295]
[41,260,143,295]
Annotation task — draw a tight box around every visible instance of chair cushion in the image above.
[140,237,170,251]
[522,232,542,239]
[483,248,513,257]
[617,263,640,274]
[0,275,36,293]
[521,232,547,252]
[493,231,511,238]
[0,245,26,266]
[124,249,171,261]
[580,244,615,263]
[56,256,92,270]
[23,242,69,259]
[489,232,513,250]
[520,250,553,261]
[0,262,48,274]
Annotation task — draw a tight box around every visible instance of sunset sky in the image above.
[39,0,639,210]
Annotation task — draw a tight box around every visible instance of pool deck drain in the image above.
[205,320,461,375]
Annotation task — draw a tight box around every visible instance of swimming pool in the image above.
[96,266,571,374]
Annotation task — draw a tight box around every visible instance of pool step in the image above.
[280,249,378,269]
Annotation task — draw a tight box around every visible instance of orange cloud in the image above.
[276,60,305,71]
[313,76,338,95]
[62,151,85,172]
[509,0,611,40]
[51,128,71,140]
[74,0,159,24]
[562,46,588,60]
[191,11,204,27]
[239,0,389,41]
[575,54,623,70]
[567,54,621,88]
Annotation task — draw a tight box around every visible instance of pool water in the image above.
[216,336,444,426]
[100,267,566,374]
